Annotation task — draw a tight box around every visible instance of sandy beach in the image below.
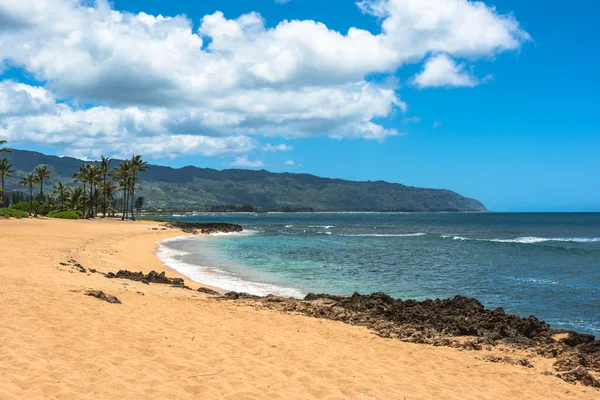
[0,218,597,399]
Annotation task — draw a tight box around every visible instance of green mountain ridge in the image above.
[2,149,487,212]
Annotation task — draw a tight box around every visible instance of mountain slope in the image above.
[2,149,487,212]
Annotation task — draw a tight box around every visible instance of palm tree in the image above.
[68,186,84,211]
[116,160,132,220]
[53,182,68,211]
[100,180,117,217]
[35,165,53,202]
[0,158,16,205]
[19,173,39,216]
[129,155,149,221]
[89,165,102,217]
[0,140,11,154]
[100,156,112,217]
[73,165,87,216]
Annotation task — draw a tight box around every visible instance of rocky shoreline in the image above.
[220,291,600,388]
[166,221,243,235]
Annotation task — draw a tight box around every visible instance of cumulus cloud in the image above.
[284,160,296,166]
[433,121,443,128]
[412,54,479,88]
[0,0,529,159]
[229,156,265,168]
[263,144,293,152]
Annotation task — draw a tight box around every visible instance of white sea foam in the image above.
[285,225,294,228]
[317,231,332,235]
[341,232,426,237]
[485,237,600,244]
[452,236,469,241]
[209,229,258,237]
[308,225,335,229]
[157,238,304,298]
[441,235,600,244]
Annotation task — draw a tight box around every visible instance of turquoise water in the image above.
[158,213,600,335]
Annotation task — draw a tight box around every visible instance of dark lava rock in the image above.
[304,293,345,301]
[561,332,596,347]
[198,287,220,295]
[85,290,121,304]
[222,291,261,300]
[484,355,534,368]
[106,270,186,287]
[168,222,243,235]
[557,366,600,388]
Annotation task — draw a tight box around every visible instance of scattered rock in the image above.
[222,291,261,300]
[106,270,186,287]
[484,355,534,368]
[62,259,87,273]
[557,366,600,388]
[198,287,220,295]
[85,290,121,304]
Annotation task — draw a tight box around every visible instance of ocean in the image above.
[157,212,600,335]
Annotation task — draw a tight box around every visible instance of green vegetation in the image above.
[0,207,29,219]
[0,140,150,219]
[1,147,487,213]
[47,210,82,219]
[0,140,11,154]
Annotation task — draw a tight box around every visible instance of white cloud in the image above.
[229,156,265,168]
[275,0,292,3]
[358,0,530,58]
[402,116,421,124]
[263,144,293,152]
[284,160,295,166]
[433,121,443,128]
[0,0,529,158]
[412,54,479,88]
[0,81,255,159]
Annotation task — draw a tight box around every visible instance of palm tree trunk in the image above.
[103,174,107,218]
[39,179,43,202]
[121,189,127,220]
[130,185,136,221]
[29,184,33,216]
[83,183,86,217]
[89,182,93,218]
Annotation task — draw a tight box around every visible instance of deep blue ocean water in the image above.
[157,212,600,335]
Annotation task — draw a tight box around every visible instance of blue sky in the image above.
[0,0,598,211]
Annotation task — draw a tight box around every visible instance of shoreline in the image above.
[1,218,598,398]
[159,222,600,388]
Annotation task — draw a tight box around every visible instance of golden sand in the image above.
[0,218,597,399]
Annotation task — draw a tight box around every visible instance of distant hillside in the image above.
[2,149,487,212]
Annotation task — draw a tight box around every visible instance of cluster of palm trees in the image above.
[0,140,149,220]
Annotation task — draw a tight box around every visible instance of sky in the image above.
[0,0,598,212]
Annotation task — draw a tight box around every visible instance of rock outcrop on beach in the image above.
[221,291,600,388]
[106,270,189,288]
[85,290,121,304]
[167,221,243,235]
